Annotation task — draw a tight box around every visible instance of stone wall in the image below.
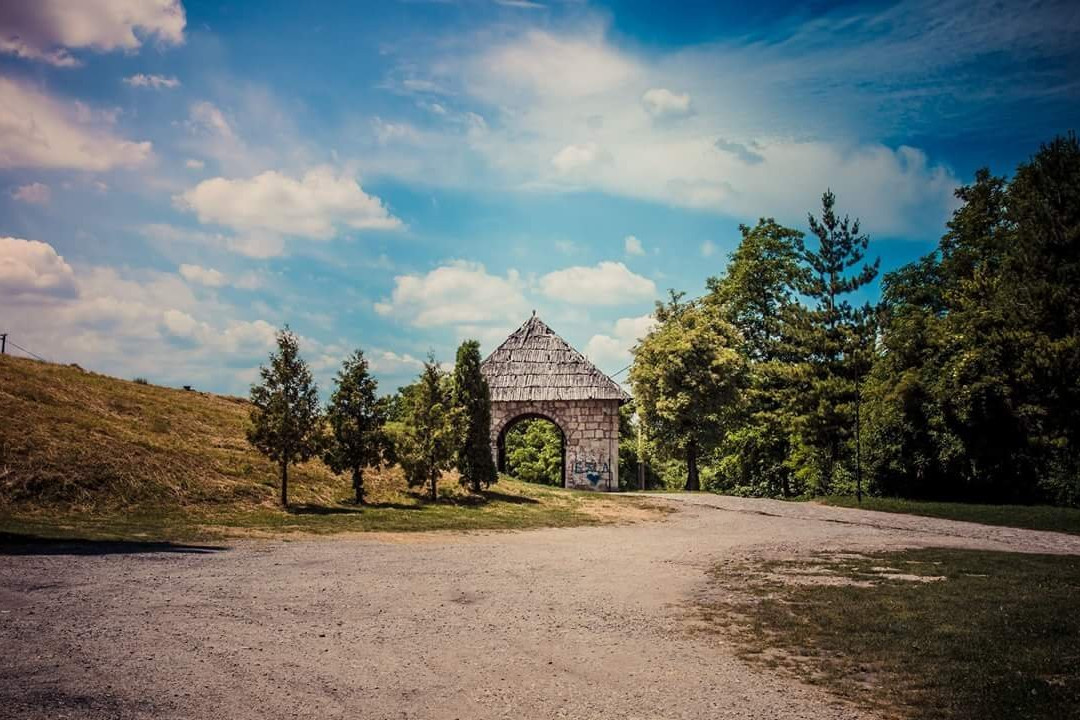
[490,398,621,491]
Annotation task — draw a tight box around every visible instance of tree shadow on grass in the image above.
[286,504,364,516]
[480,489,540,505]
[0,532,226,556]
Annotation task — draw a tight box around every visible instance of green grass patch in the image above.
[815,496,1080,535]
[702,548,1080,720]
[0,478,669,542]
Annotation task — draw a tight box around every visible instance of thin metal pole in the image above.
[0,333,6,354]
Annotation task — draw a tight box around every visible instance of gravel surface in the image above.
[4,494,1079,720]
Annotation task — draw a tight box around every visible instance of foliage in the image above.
[388,355,463,501]
[706,219,805,497]
[452,340,498,492]
[630,295,748,490]
[504,418,563,485]
[324,348,388,504]
[783,190,879,494]
[247,327,323,507]
[864,134,1080,505]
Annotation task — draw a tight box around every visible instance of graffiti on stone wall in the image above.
[571,453,611,487]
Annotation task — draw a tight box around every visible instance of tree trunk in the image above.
[429,471,437,502]
[280,461,289,508]
[685,442,700,492]
[353,467,364,505]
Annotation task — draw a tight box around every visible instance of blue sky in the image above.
[2,0,1078,396]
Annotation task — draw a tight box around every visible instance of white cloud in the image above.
[369,350,424,374]
[141,223,286,260]
[12,182,51,205]
[0,0,185,67]
[372,26,962,235]
[551,142,600,174]
[177,263,262,290]
[537,261,656,306]
[585,314,657,373]
[469,29,636,101]
[624,235,644,255]
[188,101,233,139]
[375,260,528,328]
[701,240,717,258]
[372,117,421,145]
[124,73,180,89]
[177,166,403,240]
[641,88,691,119]
[0,76,151,170]
[185,158,204,169]
[0,237,78,299]
[0,248,283,392]
[178,264,227,288]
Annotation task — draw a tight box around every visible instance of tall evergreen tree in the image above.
[707,219,804,496]
[393,356,462,501]
[324,348,388,505]
[631,295,747,491]
[787,191,879,493]
[247,327,323,507]
[453,339,497,492]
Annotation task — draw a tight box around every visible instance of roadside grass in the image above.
[0,476,667,542]
[0,355,672,542]
[815,496,1080,536]
[700,548,1080,720]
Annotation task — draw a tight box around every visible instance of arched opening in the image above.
[496,414,566,488]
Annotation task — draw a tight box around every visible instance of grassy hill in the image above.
[0,356,663,540]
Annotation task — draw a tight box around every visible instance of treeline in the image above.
[629,133,1080,507]
[246,333,496,506]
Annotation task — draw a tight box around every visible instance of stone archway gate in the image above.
[481,314,631,491]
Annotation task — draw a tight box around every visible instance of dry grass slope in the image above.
[0,356,665,539]
[0,355,340,509]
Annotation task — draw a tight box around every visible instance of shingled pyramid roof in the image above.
[481,314,631,403]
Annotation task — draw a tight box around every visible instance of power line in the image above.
[607,363,631,378]
[1,335,47,362]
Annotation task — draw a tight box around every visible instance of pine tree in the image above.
[324,348,387,505]
[452,340,497,492]
[393,356,462,501]
[247,327,323,507]
[787,191,879,494]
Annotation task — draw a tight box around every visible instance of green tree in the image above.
[505,419,563,485]
[324,348,388,505]
[786,191,879,494]
[247,327,323,507]
[630,296,747,491]
[392,356,462,501]
[707,219,805,497]
[452,340,497,492]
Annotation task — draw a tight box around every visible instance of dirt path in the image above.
[3,495,1079,720]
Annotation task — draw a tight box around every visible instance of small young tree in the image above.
[452,339,497,492]
[395,355,462,501]
[324,348,387,505]
[247,326,323,507]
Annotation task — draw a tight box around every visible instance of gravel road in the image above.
[4,494,1079,720]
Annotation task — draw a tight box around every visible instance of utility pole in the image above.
[636,412,645,491]
[1,333,6,355]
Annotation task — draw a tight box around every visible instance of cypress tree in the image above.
[453,340,497,492]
